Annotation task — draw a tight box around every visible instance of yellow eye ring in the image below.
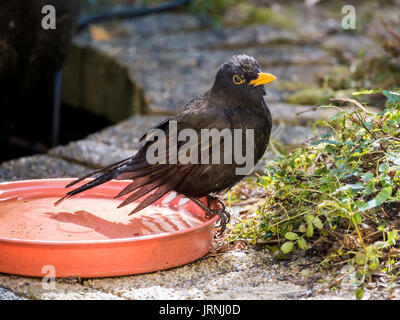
[232,75,244,85]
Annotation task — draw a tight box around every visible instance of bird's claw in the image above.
[206,196,231,236]
[190,196,231,236]
[216,208,231,236]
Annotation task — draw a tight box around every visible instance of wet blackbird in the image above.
[55,54,276,234]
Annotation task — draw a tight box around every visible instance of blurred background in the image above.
[1,0,399,163]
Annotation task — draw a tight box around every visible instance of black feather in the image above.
[55,54,273,227]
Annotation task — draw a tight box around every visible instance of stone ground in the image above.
[0,3,398,300]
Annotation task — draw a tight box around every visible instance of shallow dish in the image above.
[0,178,217,278]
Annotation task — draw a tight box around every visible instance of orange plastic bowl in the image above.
[0,178,218,278]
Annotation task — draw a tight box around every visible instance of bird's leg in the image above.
[190,196,230,236]
[207,195,231,235]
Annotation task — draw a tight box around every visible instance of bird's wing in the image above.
[56,94,232,215]
[115,99,232,214]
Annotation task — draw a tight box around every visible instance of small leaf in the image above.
[353,212,362,225]
[325,140,342,146]
[310,139,323,146]
[356,200,367,210]
[304,215,315,224]
[362,198,378,211]
[317,132,333,139]
[356,287,363,300]
[306,223,314,238]
[266,245,278,253]
[312,216,324,230]
[387,230,398,245]
[365,181,374,195]
[375,186,392,205]
[361,172,374,182]
[383,90,400,106]
[355,253,367,266]
[297,237,308,250]
[333,183,364,194]
[299,224,307,233]
[378,163,389,173]
[335,159,347,169]
[380,173,391,187]
[388,156,400,166]
[369,257,379,271]
[281,241,294,254]
[285,232,299,240]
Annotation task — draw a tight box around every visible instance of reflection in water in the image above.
[0,196,207,241]
[46,210,167,238]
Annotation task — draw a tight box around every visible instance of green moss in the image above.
[353,57,400,90]
[321,65,353,90]
[286,87,335,105]
[189,0,236,26]
[240,3,297,30]
[275,81,311,92]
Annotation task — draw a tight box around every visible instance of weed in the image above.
[229,90,400,298]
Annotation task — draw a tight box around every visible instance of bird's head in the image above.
[212,54,276,100]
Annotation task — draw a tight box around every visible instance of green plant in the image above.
[229,90,400,298]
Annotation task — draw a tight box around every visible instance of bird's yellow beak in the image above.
[249,73,277,86]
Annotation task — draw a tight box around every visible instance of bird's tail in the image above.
[54,148,191,215]
[54,157,132,206]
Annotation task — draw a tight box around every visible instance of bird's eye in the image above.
[232,75,244,85]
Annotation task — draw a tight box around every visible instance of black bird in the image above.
[55,54,276,234]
